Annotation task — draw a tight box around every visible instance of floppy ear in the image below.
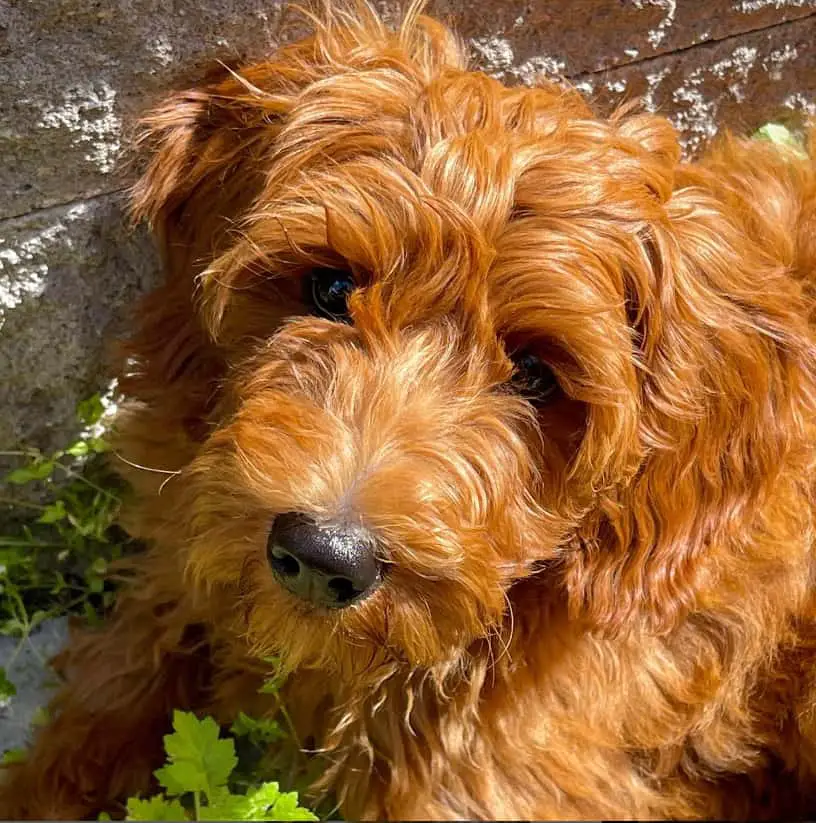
[119,76,270,433]
[130,64,295,264]
[563,129,816,634]
[120,40,324,431]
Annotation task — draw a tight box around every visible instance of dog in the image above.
[2,2,816,819]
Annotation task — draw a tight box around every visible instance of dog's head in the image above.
[129,3,814,673]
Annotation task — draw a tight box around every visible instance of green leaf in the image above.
[50,571,68,595]
[0,748,26,765]
[250,783,318,821]
[126,795,188,821]
[0,667,15,701]
[155,711,238,797]
[38,500,67,524]
[198,788,248,820]
[230,712,285,747]
[154,760,205,796]
[243,782,283,818]
[83,600,100,625]
[270,791,319,821]
[753,123,807,158]
[65,440,92,458]
[119,714,319,822]
[0,618,26,637]
[4,460,56,485]
[87,436,111,454]
[77,394,106,427]
[258,659,287,696]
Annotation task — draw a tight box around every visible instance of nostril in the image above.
[327,576,361,605]
[269,547,301,579]
[267,512,382,608]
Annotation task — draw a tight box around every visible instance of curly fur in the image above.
[3,3,816,818]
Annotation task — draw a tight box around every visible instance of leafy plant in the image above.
[230,712,286,750]
[227,660,336,820]
[0,389,135,767]
[0,389,132,641]
[0,665,16,701]
[124,711,317,822]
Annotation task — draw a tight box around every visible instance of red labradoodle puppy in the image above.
[2,3,816,819]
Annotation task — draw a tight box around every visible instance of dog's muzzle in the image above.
[266,512,382,608]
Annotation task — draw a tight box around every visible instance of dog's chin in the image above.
[240,572,494,677]
[239,578,391,674]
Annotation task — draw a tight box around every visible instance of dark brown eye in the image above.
[307,267,356,322]
[510,349,559,406]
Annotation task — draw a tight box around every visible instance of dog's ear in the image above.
[122,15,350,416]
[564,131,816,635]
[119,63,300,429]
[130,64,296,272]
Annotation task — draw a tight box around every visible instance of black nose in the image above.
[267,513,382,608]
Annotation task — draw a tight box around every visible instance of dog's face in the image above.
[132,8,806,673]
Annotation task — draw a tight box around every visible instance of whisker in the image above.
[113,451,183,477]
[493,590,516,668]
[158,473,180,495]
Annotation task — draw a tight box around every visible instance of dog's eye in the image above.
[510,350,559,406]
[308,267,356,322]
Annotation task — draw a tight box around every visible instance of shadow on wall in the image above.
[0,197,158,463]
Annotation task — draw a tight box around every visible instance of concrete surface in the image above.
[0,618,68,754]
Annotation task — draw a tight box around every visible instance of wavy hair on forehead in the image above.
[129,0,459,222]
[130,7,668,357]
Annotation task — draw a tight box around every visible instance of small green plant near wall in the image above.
[0,394,325,821]
[0,392,126,642]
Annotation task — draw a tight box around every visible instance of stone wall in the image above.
[1,0,814,467]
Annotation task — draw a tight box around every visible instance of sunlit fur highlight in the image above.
[2,3,816,819]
